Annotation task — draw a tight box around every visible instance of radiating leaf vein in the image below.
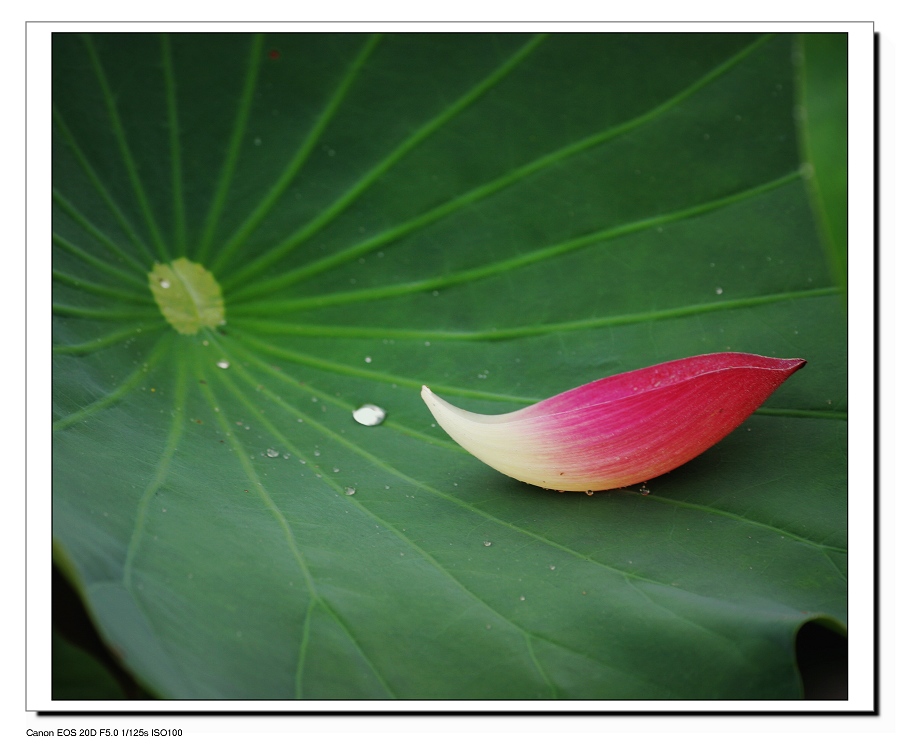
[228,172,802,315]
[221,33,548,290]
[228,33,776,303]
[52,334,172,431]
[82,34,170,261]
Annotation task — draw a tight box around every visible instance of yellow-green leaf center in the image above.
[148,258,225,335]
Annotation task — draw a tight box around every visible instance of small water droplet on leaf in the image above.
[353,404,386,426]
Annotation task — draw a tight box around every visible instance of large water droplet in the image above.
[353,403,386,426]
[266,448,279,458]
[216,360,230,369]
[344,486,356,496]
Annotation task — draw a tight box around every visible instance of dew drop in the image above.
[353,403,387,426]
[715,287,723,295]
[364,356,372,364]
[344,486,356,496]
[313,449,321,457]
[159,279,171,289]
[586,490,594,496]
[519,595,526,601]
[266,448,279,458]
[639,484,650,496]
[216,360,230,369]
[483,541,492,547]
[333,467,340,473]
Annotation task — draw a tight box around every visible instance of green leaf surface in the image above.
[52,32,847,700]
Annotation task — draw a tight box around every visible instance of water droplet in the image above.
[216,360,230,369]
[715,287,723,295]
[364,356,372,364]
[333,467,340,473]
[483,541,492,547]
[344,486,356,495]
[519,595,526,601]
[639,484,650,496]
[549,565,556,570]
[159,279,171,289]
[586,490,594,496]
[353,403,386,426]
[266,448,279,458]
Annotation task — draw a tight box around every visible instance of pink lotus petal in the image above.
[421,353,805,492]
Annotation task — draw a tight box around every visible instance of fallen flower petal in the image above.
[421,353,806,492]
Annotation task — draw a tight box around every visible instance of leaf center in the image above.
[148,258,225,335]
